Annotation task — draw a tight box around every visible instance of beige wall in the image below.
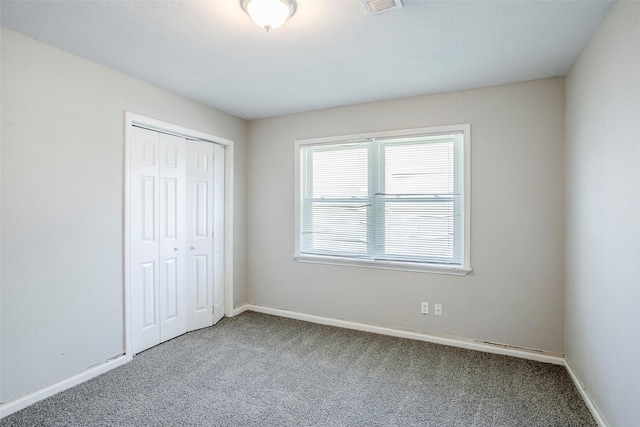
[565,2,640,425]
[247,78,566,354]
[0,28,248,403]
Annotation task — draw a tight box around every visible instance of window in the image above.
[294,124,471,275]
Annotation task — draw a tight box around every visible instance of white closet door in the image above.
[130,125,224,354]
[158,134,187,343]
[185,141,215,331]
[130,127,162,354]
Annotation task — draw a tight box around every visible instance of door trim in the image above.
[124,112,234,357]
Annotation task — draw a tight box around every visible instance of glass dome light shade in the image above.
[242,0,295,31]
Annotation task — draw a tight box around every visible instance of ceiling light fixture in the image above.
[241,0,296,32]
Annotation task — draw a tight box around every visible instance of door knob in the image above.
[174,247,179,251]
[190,245,197,250]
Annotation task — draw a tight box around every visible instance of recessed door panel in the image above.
[163,258,178,320]
[194,255,208,311]
[141,142,155,165]
[194,181,208,238]
[195,151,209,172]
[164,146,177,168]
[164,178,177,239]
[141,262,156,328]
[141,177,155,242]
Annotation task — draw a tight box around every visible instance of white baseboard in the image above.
[0,353,131,419]
[564,358,608,427]
[243,304,564,365]
[230,304,250,316]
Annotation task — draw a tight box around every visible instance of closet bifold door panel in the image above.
[130,127,221,355]
[130,127,188,354]
[211,142,225,325]
[158,133,187,344]
[185,141,215,332]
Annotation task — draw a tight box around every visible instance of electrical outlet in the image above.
[421,302,429,314]
[434,304,443,316]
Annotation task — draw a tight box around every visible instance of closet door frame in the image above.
[124,112,234,357]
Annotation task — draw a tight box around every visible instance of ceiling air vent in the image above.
[361,0,403,15]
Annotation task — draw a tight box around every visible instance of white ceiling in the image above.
[1,0,615,120]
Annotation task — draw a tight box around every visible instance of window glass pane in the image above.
[381,201,457,262]
[303,202,368,255]
[385,141,455,196]
[311,147,368,199]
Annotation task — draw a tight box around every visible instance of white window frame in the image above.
[294,124,471,276]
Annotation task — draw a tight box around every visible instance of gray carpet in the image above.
[2,311,595,426]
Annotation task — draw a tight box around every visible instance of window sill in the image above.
[293,254,472,276]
